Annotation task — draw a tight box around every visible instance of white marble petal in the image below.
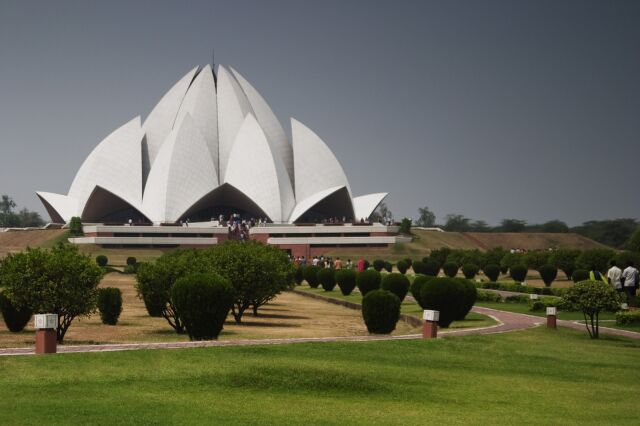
[353,193,388,221]
[174,65,218,175]
[68,116,145,213]
[291,118,352,203]
[287,185,345,223]
[35,192,78,223]
[143,114,219,223]
[216,65,254,180]
[230,67,293,183]
[142,66,199,174]
[224,114,295,222]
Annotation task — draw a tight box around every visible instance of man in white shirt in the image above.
[607,260,623,292]
[621,261,639,306]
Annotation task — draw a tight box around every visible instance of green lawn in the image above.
[296,286,498,330]
[0,327,638,425]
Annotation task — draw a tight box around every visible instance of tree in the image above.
[203,241,293,322]
[0,195,45,227]
[0,195,17,227]
[523,250,551,271]
[135,249,203,333]
[0,244,103,342]
[627,228,640,252]
[369,203,392,223]
[443,214,471,232]
[500,219,527,233]
[416,206,436,227]
[399,218,412,234]
[572,219,638,249]
[69,217,83,236]
[549,249,580,280]
[560,280,622,338]
[575,249,615,273]
[171,272,235,340]
[470,220,490,232]
[538,220,569,233]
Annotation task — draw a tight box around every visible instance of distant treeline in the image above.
[380,205,639,249]
[0,195,45,228]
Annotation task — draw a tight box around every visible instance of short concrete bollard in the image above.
[422,310,439,339]
[546,307,557,330]
[34,314,58,354]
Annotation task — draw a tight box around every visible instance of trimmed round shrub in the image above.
[483,264,501,282]
[0,293,32,332]
[363,260,370,270]
[423,260,441,277]
[412,260,426,274]
[572,269,589,283]
[304,265,320,288]
[384,261,393,273]
[403,258,413,267]
[126,257,137,266]
[336,269,357,295]
[461,263,479,280]
[96,255,108,267]
[372,259,385,272]
[410,274,434,307]
[294,266,305,285]
[97,287,123,325]
[396,260,409,274]
[538,264,558,287]
[509,264,528,283]
[318,268,337,292]
[443,262,459,278]
[171,272,234,341]
[454,278,477,320]
[357,269,381,297]
[361,290,401,334]
[381,273,410,302]
[419,277,465,328]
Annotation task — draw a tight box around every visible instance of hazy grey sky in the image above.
[0,0,638,226]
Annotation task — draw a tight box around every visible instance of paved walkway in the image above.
[0,306,637,356]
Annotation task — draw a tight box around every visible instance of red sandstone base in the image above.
[422,321,438,339]
[35,329,57,354]
[547,315,557,329]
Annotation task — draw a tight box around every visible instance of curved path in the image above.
[0,306,637,356]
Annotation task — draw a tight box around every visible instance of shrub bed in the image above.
[616,310,640,326]
[381,273,410,302]
[396,260,409,274]
[357,270,381,297]
[461,264,479,280]
[0,293,32,332]
[171,272,235,341]
[509,264,528,283]
[318,268,337,292]
[304,265,320,288]
[419,277,465,327]
[410,275,433,307]
[97,287,123,325]
[336,269,357,295]
[483,264,500,282]
[538,264,558,287]
[443,262,459,278]
[372,259,385,272]
[96,255,108,267]
[572,269,589,283]
[361,290,401,334]
[476,289,502,302]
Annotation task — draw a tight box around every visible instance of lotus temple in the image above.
[37,64,408,256]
